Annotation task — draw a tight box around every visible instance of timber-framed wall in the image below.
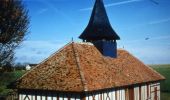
[18,82,160,100]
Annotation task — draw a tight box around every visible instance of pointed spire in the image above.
[79,0,120,41]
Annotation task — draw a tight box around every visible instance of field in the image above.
[150,64,170,100]
[0,65,170,100]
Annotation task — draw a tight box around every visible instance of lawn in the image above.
[150,64,170,100]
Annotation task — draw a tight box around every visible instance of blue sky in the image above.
[15,0,170,64]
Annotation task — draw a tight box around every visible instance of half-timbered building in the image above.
[11,0,165,100]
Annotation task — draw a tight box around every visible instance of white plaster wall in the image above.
[117,90,121,100]
[111,91,116,100]
[120,89,125,100]
[144,85,147,100]
[53,97,57,100]
[85,89,125,100]
[37,95,41,100]
[134,87,139,100]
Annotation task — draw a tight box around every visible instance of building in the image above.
[25,64,37,71]
[11,0,165,100]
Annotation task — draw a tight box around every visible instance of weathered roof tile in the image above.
[14,42,165,92]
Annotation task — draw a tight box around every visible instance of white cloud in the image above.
[117,35,170,46]
[15,39,170,64]
[105,0,142,7]
[150,35,170,40]
[39,0,75,26]
[125,45,170,64]
[79,0,143,11]
[37,8,48,15]
[123,17,170,31]
[15,40,65,63]
[149,18,170,25]
[118,34,170,64]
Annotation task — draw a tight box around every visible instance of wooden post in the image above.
[128,87,134,100]
[147,84,149,99]
[154,87,158,100]
[139,86,141,100]
[81,93,86,100]
[125,88,129,100]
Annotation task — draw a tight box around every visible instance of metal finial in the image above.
[71,37,74,43]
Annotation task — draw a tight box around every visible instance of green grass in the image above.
[161,92,170,100]
[0,70,26,96]
[150,64,170,100]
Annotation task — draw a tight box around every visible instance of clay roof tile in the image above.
[14,42,165,92]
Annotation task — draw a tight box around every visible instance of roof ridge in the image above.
[71,42,88,91]
[76,42,93,45]
[16,42,72,82]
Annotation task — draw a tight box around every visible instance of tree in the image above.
[0,0,29,67]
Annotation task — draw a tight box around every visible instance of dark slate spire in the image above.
[79,0,120,41]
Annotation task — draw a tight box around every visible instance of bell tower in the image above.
[79,0,120,58]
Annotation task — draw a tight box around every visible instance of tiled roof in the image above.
[14,42,165,92]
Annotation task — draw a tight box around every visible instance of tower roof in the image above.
[79,0,120,41]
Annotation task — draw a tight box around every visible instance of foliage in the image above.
[0,70,26,96]
[14,62,26,70]
[0,0,29,67]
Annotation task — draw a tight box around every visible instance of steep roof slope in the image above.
[79,0,120,41]
[14,42,165,92]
